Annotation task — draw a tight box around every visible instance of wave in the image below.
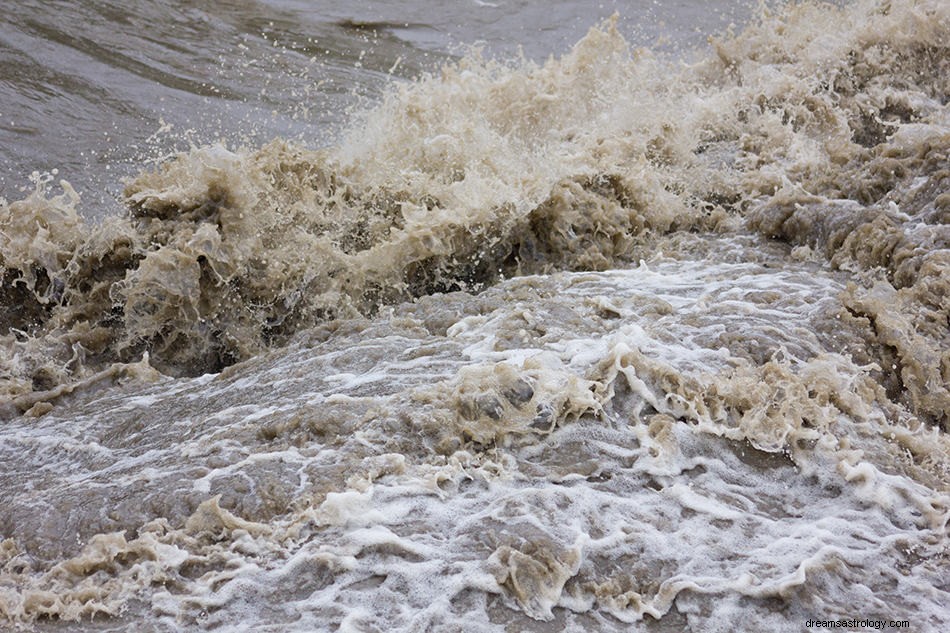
[1,0,947,427]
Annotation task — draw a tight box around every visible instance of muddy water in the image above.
[1,0,948,631]
[0,0,748,218]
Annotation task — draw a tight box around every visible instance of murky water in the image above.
[1,0,948,631]
[0,0,750,218]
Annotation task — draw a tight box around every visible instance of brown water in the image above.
[1,1,948,631]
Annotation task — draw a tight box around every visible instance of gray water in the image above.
[1,1,948,631]
[0,0,752,217]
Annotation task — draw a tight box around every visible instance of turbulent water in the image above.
[1,0,949,630]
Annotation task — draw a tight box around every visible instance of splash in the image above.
[2,253,948,629]
[3,1,946,423]
[1,5,949,626]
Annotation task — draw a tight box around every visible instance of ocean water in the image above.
[1,1,948,631]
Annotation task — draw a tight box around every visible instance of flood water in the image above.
[1,1,948,631]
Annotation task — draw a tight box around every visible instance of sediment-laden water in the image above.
[1,0,948,630]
